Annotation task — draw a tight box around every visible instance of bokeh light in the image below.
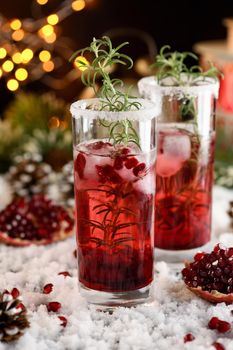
[74,56,89,71]
[12,29,25,41]
[7,79,19,91]
[12,52,22,64]
[0,48,7,59]
[21,48,34,63]
[10,19,22,31]
[39,50,51,62]
[15,68,28,81]
[37,0,48,5]
[72,0,86,11]
[47,14,59,25]
[2,60,14,72]
[42,60,54,72]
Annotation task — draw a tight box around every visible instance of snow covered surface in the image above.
[0,182,233,350]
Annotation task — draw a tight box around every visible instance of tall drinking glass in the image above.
[138,76,219,262]
[70,98,158,307]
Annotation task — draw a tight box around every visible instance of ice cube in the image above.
[156,154,183,177]
[162,134,191,161]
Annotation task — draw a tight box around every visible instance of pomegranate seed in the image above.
[58,316,68,327]
[11,288,20,299]
[212,342,225,350]
[113,157,123,170]
[183,333,195,343]
[182,245,233,295]
[58,271,71,278]
[208,317,220,329]
[217,320,231,333]
[75,153,86,179]
[121,147,130,155]
[16,302,25,310]
[47,301,61,312]
[96,165,122,184]
[91,141,105,150]
[43,283,54,294]
[194,252,205,261]
[133,163,146,177]
[214,243,225,253]
[0,195,74,243]
[124,157,138,169]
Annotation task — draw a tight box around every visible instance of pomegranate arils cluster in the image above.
[182,244,233,294]
[208,317,231,333]
[0,195,74,242]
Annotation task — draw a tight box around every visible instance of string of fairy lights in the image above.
[0,0,96,92]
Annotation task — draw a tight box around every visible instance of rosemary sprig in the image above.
[70,36,141,147]
[152,45,221,86]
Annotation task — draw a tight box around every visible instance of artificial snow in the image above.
[0,182,233,350]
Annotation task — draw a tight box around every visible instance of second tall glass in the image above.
[138,76,219,262]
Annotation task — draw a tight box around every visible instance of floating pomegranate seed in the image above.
[121,147,130,155]
[113,156,124,170]
[47,301,61,312]
[91,141,105,150]
[96,165,122,184]
[58,271,71,278]
[58,316,68,327]
[11,288,20,299]
[75,153,86,179]
[212,342,225,350]
[43,283,54,294]
[124,157,138,169]
[133,163,146,177]
[208,317,219,329]
[183,333,195,343]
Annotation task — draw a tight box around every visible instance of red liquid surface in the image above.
[74,141,155,292]
[155,128,215,250]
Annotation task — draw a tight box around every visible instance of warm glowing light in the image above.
[22,49,34,63]
[74,56,89,71]
[10,19,22,31]
[0,69,2,78]
[47,14,59,25]
[48,116,60,128]
[12,29,24,41]
[2,60,14,72]
[42,60,54,72]
[15,68,28,81]
[39,50,51,62]
[37,0,48,4]
[0,48,7,59]
[40,24,54,37]
[44,32,56,43]
[72,0,86,11]
[7,79,19,91]
[12,52,22,64]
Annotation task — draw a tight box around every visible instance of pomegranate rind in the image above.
[0,228,74,247]
[187,286,233,304]
[183,261,233,304]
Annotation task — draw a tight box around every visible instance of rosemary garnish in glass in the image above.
[70,36,141,147]
[152,45,221,122]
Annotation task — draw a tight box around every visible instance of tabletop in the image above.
[0,185,233,350]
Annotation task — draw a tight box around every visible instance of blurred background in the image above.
[0,0,233,209]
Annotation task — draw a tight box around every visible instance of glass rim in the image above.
[138,75,220,98]
[70,98,160,121]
